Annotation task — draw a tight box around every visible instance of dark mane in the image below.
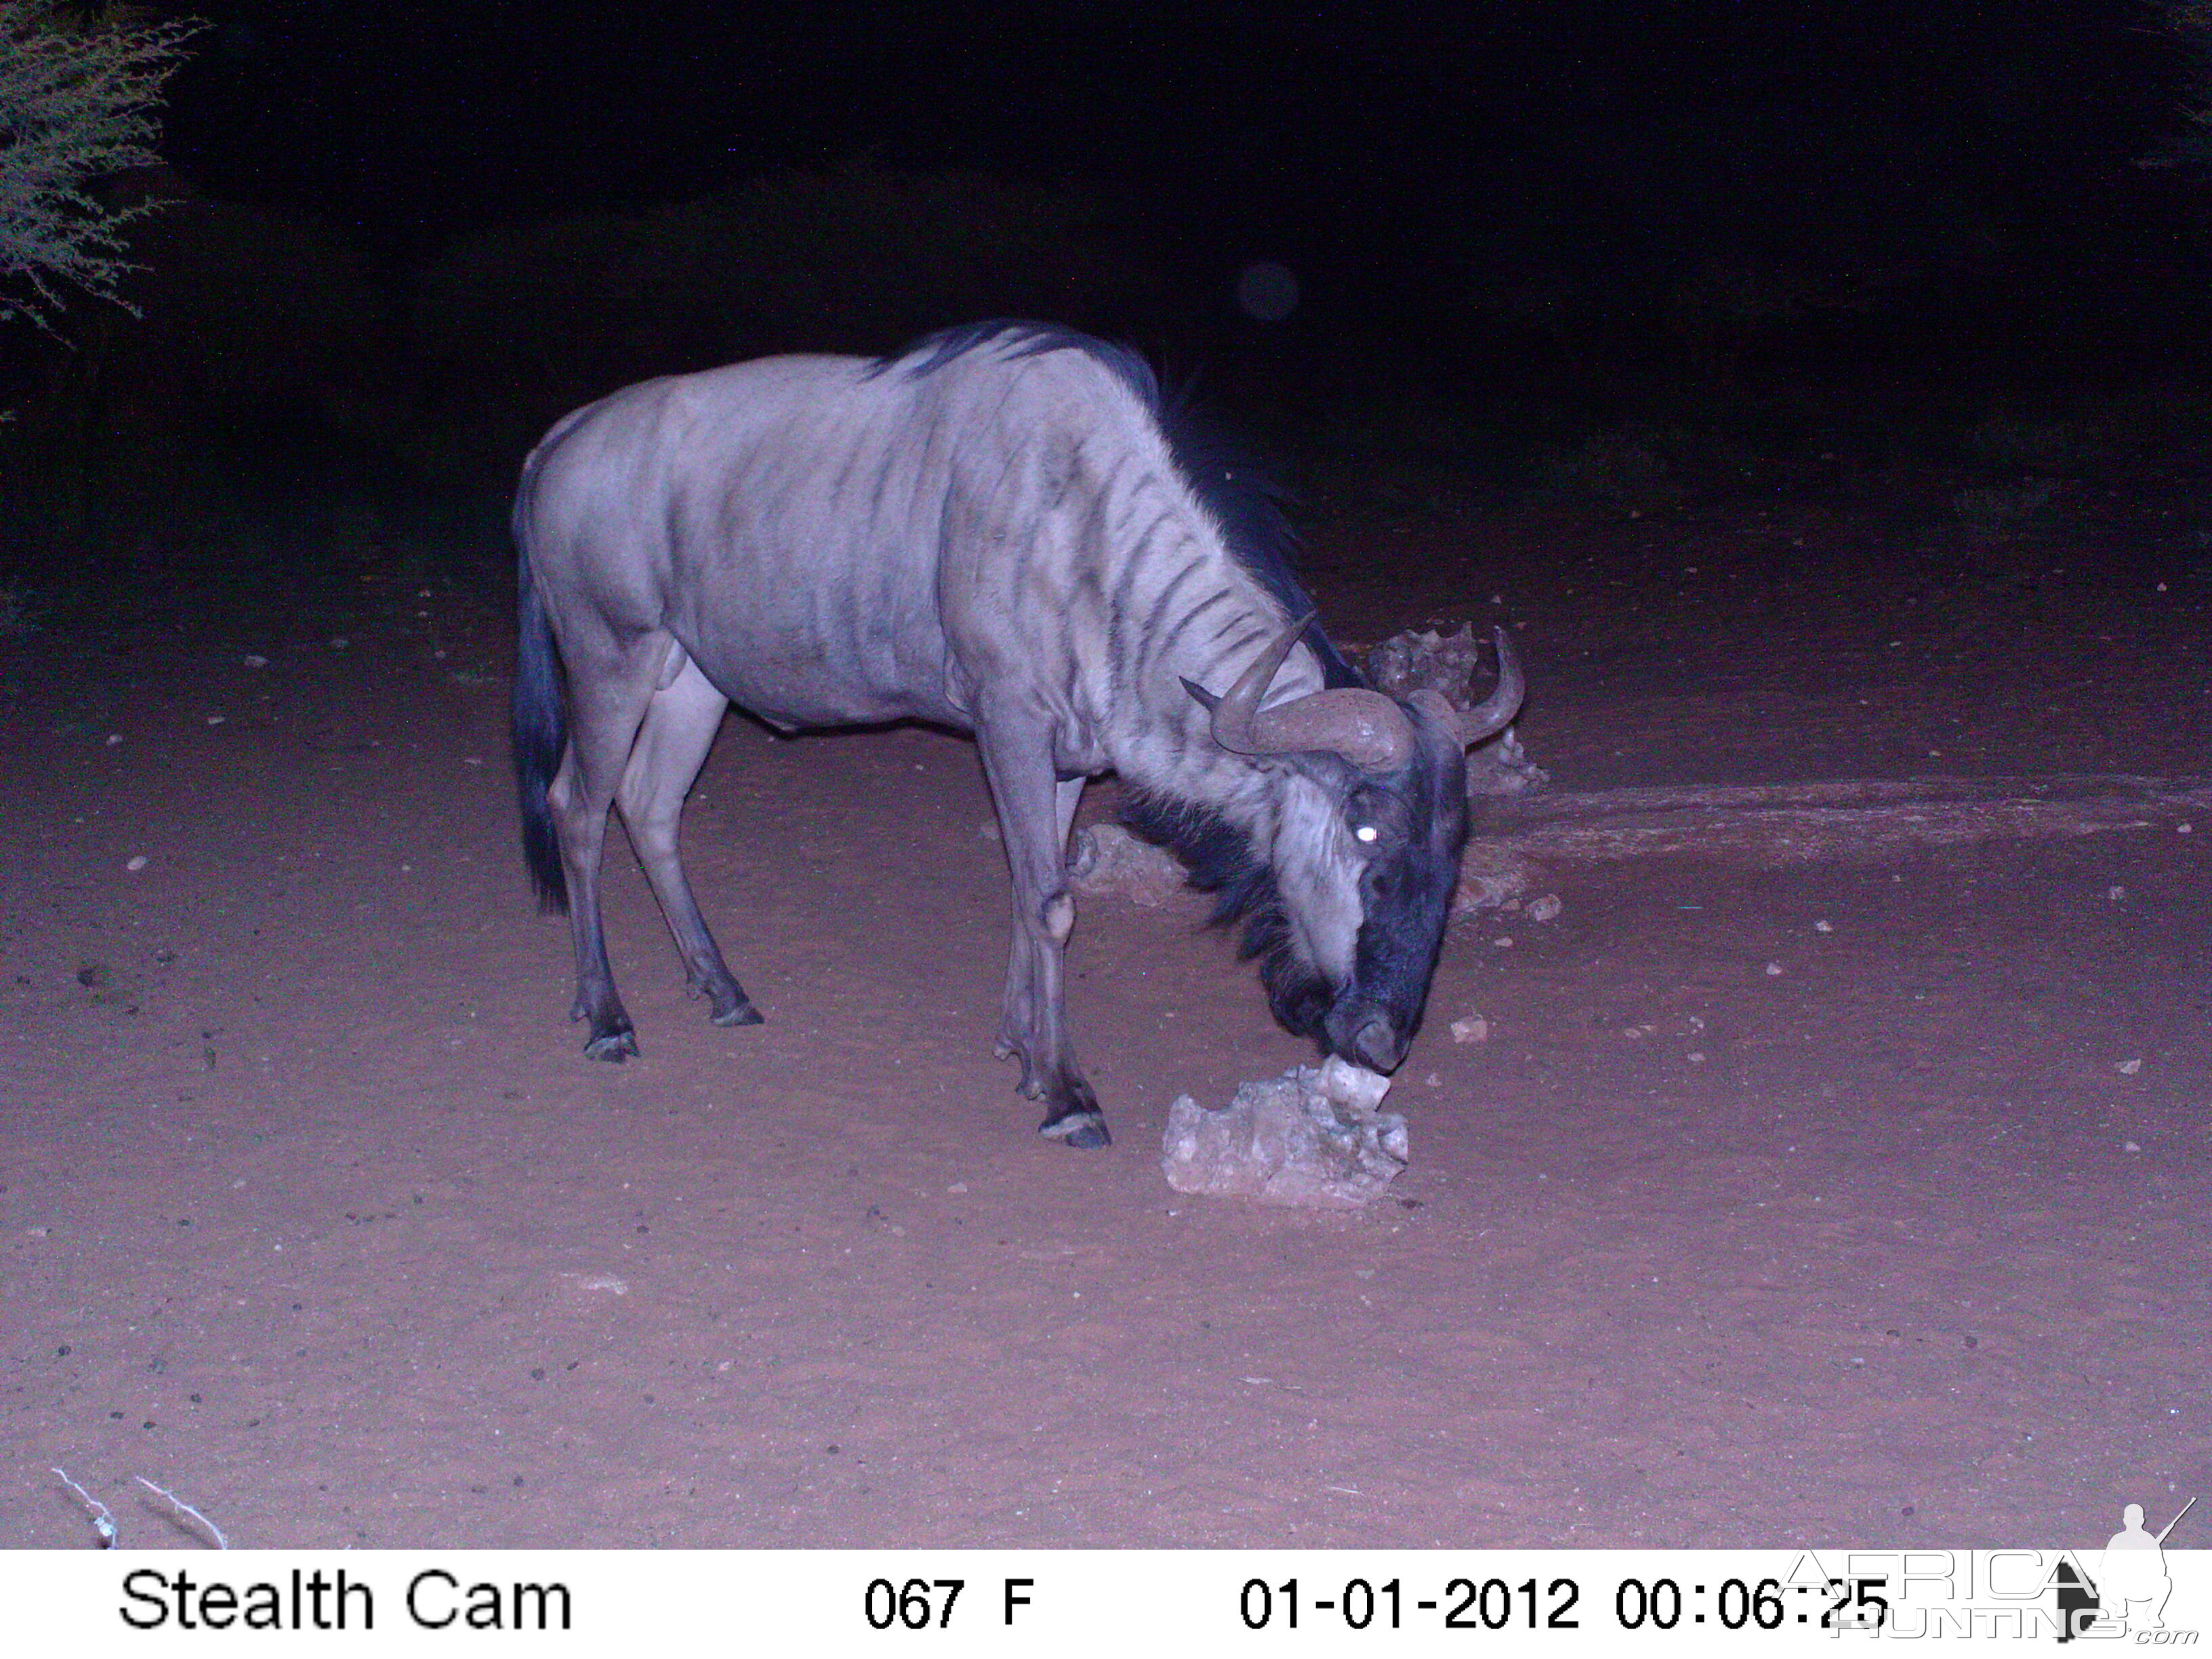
[874,320,1364,691]
[1118,792,1330,1042]
[870,319,1159,407]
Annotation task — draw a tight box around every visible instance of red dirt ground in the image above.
[3,457,2208,1549]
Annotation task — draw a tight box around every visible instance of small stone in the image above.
[329,636,349,650]
[2107,886,2125,902]
[243,653,268,668]
[2123,1141,2142,1153]
[1525,893,1562,922]
[1067,823,1187,907]
[1764,962,1784,976]
[2117,1059,2142,1075]
[104,734,121,746]
[206,714,225,725]
[125,855,149,872]
[1450,1015,1488,1044]
[947,1182,968,1193]
[1814,920,1833,933]
[1687,1051,1706,1063]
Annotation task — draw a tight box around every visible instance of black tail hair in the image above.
[511,512,569,913]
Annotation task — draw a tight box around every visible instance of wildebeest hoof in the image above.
[712,1000,765,1027]
[1040,1109,1111,1149]
[583,1025,639,1061]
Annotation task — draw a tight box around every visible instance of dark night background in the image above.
[3,0,2209,573]
[11,4,2212,1553]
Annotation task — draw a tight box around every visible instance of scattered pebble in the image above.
[243,653,268,668]
[329,636,350,650]
[1764,962,1784,976]
[104,734,121,747]
[1525,893,1562,922]
[2117,1059,2142,1075]
[2123,1141,2142,1153]
[947,1182,968,1194]
[1814,919,1832,933]
[206,714,225,725]
[1424,1072,1441,1087]
[1491,936,1513,949]
[125,855,148,872]
[2108,885,2125,902]
[1449,1016,1488,1044]
[2180,823,2193,835]
[1687,1051,1706,1063]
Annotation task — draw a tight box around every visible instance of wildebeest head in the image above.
[1176,613,1523,1073]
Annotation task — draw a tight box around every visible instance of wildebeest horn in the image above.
[1183,611,1418,772]
[1436,626,1523,747]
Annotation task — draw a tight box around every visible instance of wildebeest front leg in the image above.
[978,718,1107,1148]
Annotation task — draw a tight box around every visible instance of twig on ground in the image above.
[52,1467,118,1547]
[135,1477,228,1549]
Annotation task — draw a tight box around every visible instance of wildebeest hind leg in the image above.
[978,718,1107,1147]
[547,638,663,1061]
[617,655,762,1027]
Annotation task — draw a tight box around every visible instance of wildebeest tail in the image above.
[511,519,569,914]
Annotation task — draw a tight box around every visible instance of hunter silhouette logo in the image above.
[2056,1495,2196,1641]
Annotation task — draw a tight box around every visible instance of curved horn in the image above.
[1183,611,1418,772]
[1448,626,1525,746]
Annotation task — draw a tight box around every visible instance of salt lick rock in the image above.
[1161,1056,1410,1208]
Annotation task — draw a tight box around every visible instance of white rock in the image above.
[1162,1061,1408,1208]
[1450,1015,1489,1044]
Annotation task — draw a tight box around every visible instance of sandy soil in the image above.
[3,455,2207,1549]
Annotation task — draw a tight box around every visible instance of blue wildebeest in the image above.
[511,322,1522,1148]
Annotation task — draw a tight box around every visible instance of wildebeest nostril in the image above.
[1352,1017,1404,1073]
